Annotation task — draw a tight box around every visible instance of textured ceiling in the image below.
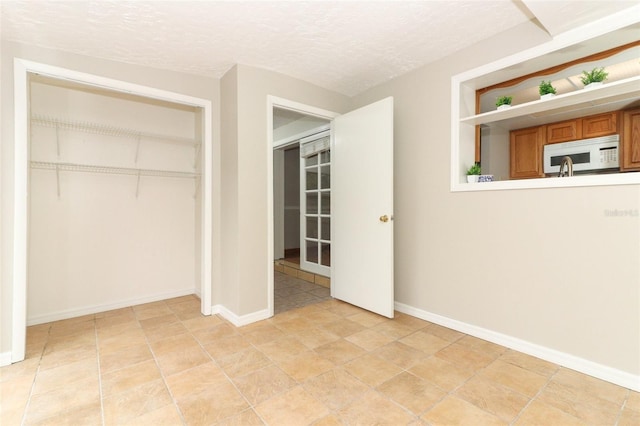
[0,1,636,97]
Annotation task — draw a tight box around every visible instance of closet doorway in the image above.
[11,60,213,363]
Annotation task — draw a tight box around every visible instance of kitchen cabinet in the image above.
[546,112,618,144]
[583,112,619,138]
[547,120,581,144]
[510,126,545,179]
[622,108,640,171]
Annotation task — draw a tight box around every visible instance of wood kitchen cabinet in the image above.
[510,126,545,179]
[583,112,618,138]
[547,120,581,144]
[545,112,619,144]
[622,108,640,171]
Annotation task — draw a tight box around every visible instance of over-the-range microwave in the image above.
[543,135,619,175]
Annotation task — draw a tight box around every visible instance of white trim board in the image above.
[27,288,197,326]
[394,302,640,391]
[0,352,11,367]
[11,58,214,363]
[211,305,271,327]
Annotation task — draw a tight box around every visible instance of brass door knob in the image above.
[379,215,389,223]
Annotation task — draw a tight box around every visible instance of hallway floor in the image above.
[1,294,638,425]
[275,271,331,314]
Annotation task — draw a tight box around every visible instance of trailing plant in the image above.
[539,80,557,96]
[466,163,481,176]
[580,67,608,85]
[496,96,512,107]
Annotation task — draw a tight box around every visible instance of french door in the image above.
[300,130,331,277]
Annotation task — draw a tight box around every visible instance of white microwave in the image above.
[543,135,619,175]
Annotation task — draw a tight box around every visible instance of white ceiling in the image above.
[1,1,637,97]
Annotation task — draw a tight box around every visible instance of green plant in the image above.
[580,67,608,85]
[496,96,512,107]
[539,80,557,96]
[466,163,481,175]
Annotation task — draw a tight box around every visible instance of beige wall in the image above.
[222,64,351,315]
[0,41,220,356]
[351,22,640,375]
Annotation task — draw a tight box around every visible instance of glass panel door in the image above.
[300,137,330,277]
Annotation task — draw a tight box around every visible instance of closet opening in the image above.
[11,59,213,363]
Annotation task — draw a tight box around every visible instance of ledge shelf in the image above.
[460,75,640,130]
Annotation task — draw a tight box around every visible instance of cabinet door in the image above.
[622,108,640,171]
[547,120,581,144]
[583,112,618,138]
[510,126,545,179]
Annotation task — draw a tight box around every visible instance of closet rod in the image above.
[31,115,200,146]
[30,161,200,179]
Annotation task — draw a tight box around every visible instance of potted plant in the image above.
[466,163,481,183]
[580,67,608,89]
[496,96,512,110]
[539,80,557,99]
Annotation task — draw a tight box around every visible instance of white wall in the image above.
[1,41,220,358]
[27,82,198,324]
[351,21,640,380]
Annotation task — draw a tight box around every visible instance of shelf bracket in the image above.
[194,143,202,169]
[135,170,141,198]
[55,164,61,198]
[134,135,141,165]
[193,176,201,199]
[55,124,61,159]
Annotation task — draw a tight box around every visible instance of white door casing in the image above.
[11,59,214,364]
[331,97,394,318]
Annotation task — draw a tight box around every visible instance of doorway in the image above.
[272,107,331,313]
[267,96,394,319]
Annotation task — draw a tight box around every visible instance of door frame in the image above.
[267,96,339,316]
[10,59,214,363]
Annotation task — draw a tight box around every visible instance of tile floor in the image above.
[275,271,331,314]
[1,278,639,425]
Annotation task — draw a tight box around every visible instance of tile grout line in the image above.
[19,324,50,426]
[508,365,562,426]
[93,318,106,426]
[613,389,630,426]
[139,303,189,426]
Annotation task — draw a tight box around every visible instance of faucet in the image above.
[558,156,573,177]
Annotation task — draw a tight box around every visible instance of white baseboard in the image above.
[212,304,271,327]
[27,288,197,326]
[0,351,12,367]
[395,302,640,392]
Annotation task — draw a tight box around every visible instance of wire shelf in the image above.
[30,161,200,179]
[31,114,200,146]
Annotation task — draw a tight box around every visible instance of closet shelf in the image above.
[31,161,200,179]
[31,115,200,146]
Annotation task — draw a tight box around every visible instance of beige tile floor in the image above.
[275,271,332,314]
[1,278,639,425]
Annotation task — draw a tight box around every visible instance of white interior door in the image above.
[332,97,394,318]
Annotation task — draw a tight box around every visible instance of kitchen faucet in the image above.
[558,156,574,177]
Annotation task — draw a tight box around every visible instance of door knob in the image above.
[379,215,389,223]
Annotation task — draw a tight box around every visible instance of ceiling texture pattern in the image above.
[1,1,637,96]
